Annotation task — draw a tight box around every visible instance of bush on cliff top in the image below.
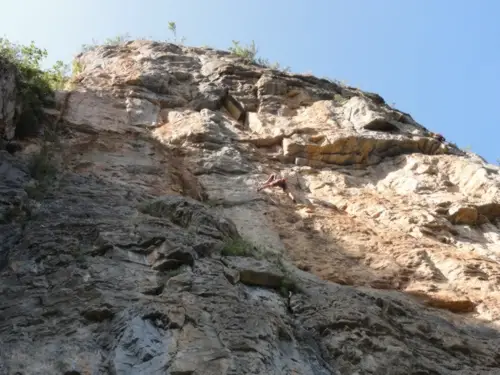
[228,40,291,72]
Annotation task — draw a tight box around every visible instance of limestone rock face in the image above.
[1,40,500,374]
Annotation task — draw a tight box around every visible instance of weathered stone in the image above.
[223,266,240,284]
[477,202,500,221]
[81,306,115,322]
[222,94,246,122]
[138,194,238,240]
[256,74,288,96]
[153,109,227,147]
[344,96,400,132]
[294,157,309,166]
[152,258,185,271]
[190,82,227,111]
[149,245,197,271]
[222,256,285,288]
[112,315,177,374]
[0,57,19,140]
[407,290,477,313]
[1,39,500,375]
[448,205,479,225]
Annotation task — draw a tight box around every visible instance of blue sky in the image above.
[2,0,498,163]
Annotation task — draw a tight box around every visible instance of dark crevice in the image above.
[364,119,400,132]
[141,284,165,296]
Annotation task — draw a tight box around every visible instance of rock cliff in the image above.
[1,40,500,375]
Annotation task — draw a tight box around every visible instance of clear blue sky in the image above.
[2,0,499,163]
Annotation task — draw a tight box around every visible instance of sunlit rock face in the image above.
[1,40,500,375]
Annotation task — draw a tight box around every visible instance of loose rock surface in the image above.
[1,40,500,374]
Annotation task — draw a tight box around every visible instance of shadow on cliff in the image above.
[210,172,500,368]
[232,164,497,319]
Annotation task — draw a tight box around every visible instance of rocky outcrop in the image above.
[1,40,500,374]
[0,57,18,140]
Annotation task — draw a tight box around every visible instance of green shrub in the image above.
[228,40,258,62]
[80,33,131,53]
[277,258,303,296]
[228,40,290,73]
[45,60,70,90]
[0,38,69,138]
[103,34,131,46]
[79,22,187,54]
[167,21,186,45]
[279,276,299,297]
[71,59,83,77]
[221,237,256,257]
[333,94,347,104]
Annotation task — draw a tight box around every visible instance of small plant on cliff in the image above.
[47,60,71,89]
[333,94,347,104]
[103,33,131,46]
[71,59,83,77]
[0,38,70,138]
[167,21,187,45]
[80,33,131,53]
[221,237,256,257]
[277,259,302,297]
[279,276,299,297]
[258,58,291,73]
[228,40,259,62]
[228,40,290,73]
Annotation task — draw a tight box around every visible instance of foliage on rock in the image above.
[167,21,186,45]
[80,33,132,53]
[221,237,256,257]
[228,40,291,72]
[0,38,69,138]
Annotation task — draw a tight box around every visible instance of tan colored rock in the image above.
[477,202,500,222]
[407,289,476,313]
[448,204,479,225]
[222,256,285,288]
[153,109,227,147]
[222,94,245,122]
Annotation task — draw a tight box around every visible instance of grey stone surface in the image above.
[1,39,500,375]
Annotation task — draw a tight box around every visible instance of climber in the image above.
[257,173,297,203]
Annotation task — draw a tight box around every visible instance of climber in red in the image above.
[257,174,297,203]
